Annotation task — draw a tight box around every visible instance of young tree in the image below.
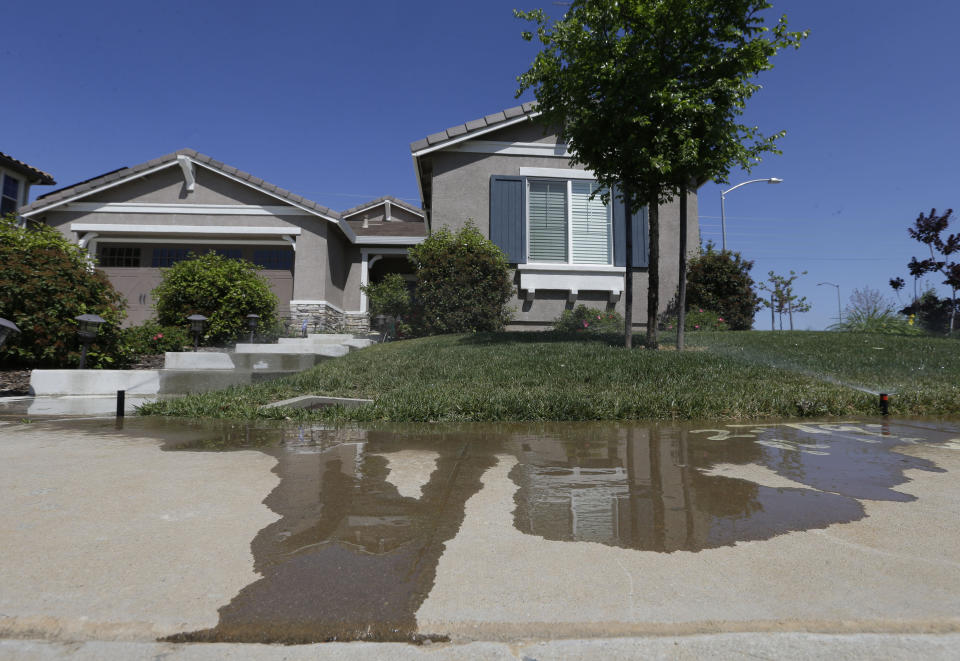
[901,208,959,334]
[758,270,809,331]
[516,0,806,349]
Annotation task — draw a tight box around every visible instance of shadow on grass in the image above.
[455,330,627,347]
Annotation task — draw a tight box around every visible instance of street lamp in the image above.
[720,177,783,252]
[75,313,105,369]
[817,282,842,325]
[245,314,260,343]
[187,314,208,352]
[0,317,21,349]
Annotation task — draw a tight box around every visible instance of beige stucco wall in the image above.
[35,166,342,326]
[425,122,700,329]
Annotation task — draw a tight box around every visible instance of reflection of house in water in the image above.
[510,427,715,552]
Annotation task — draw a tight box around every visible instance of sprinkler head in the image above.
[879,393,890,416]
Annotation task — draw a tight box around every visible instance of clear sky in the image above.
[7,1,959,330]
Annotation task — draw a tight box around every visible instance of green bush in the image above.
[830,287,922,336]
[407,222,513,334]
[152,252,278,345]
[664,308,729,332]
[686,242,761,330]
[119,321,192,356]
[361,273,411,318]
[0,215,126,368]
[553,305,624,334]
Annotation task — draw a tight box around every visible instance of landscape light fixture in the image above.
[817,282,842,325]
[720,177,783,252]
[75,313,105,369]
[0,317,21,349]
[187,314,208,352]
[246,314,260,343]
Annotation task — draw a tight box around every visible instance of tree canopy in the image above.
[516,0,806,346]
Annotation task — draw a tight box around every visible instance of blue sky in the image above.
[8,1,959,330]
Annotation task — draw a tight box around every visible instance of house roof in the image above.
[0,151,56,185]
[20,148,341,220]
[410,102,540,154]
[340,195,423,219]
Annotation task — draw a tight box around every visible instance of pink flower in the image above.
[698,308,703,313]
[596,315,601,320]
[695,324,700,329]
[582,320,589,328]
[717,317,724,322]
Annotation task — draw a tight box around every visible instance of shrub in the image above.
[686,241,761,330]
[407,222,513,334]
[899,288,954,335]
[119,321,192,356]
[664,308,729,332]
[152,252,278,345]
[0,215,126,367]
[830,287,922,335]
[553,305,623,334]
[361,273,411,319]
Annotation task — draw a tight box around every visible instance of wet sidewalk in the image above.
[1,417,959,658]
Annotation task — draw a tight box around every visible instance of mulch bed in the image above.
[0,354,167,397]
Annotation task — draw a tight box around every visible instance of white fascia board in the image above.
[94,237,291,246]
[411,112,543,158]
[21,161,180,217]
[519,167,595,180]
[360,247,411,256]
[64,202,314,216]
[353,236,425,245]
[69,223,302,236]
[447,140,572,157]
[412,153,427,230]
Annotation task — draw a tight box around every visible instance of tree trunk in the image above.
[646,196,660,349]
[624,190,634,349]
[676,184,687,351]
[770,293,775,331]
[788,299,794,331]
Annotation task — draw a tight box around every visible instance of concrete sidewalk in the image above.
[1,420,958,659]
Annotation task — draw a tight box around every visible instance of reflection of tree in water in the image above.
[167,429,499,644]
[511,424,867,552]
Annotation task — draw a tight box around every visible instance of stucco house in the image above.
[411,103,698,329]
[1,151,56,217]
[19,150,425,329]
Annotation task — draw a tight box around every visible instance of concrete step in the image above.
[164,351,234,370]
[233,344,349,357]
[157,369,295,395]
[229,353,326,371]
[343,338,375,350]
[30,370,162,396]
[277,333,357,345]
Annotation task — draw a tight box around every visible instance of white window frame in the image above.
[1,173,22,216]
[525,177,613,267]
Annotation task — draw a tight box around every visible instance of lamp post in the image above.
[187,314,207,352]
[0,317,21,349]
[817,282,842,325]
[75,314,105,369]
[245,314,260,343]
[720,177,783,252]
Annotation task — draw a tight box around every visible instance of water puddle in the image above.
[15,416,956,643]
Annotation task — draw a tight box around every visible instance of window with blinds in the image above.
[528,179,611,265]
[528,180,568,263]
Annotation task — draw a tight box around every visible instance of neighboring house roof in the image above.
[341,195,423,219]
[20,148,341,221]
[0,151,56,185]
[342,195,426,238]
[409,102,540,154]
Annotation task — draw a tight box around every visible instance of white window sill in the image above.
[519,263,624,273]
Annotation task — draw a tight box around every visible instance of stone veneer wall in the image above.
[289,303,370,333]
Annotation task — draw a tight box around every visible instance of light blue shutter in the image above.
[571,181,611,264]
[529,180,567,262]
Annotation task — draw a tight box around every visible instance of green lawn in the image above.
[137,331,960,423]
